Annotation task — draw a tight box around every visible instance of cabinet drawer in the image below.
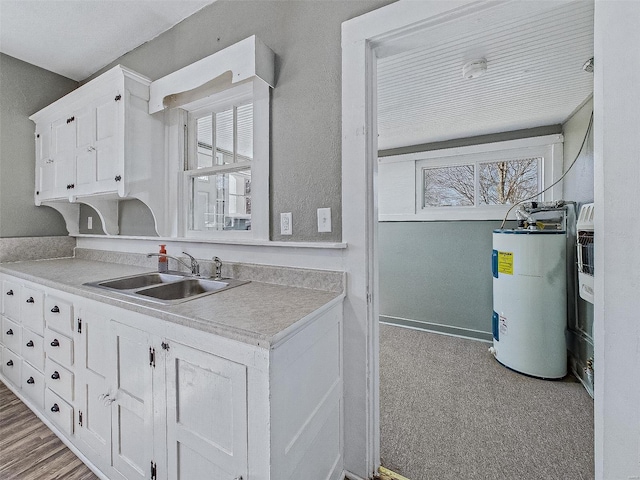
[45,328,73,367]
[22,362,44,409]
[45,359,74,402]
[21,287,44,335]
[2,317,22,353]
[45,389,74,437]
[2,280,20,321]
[21,329,44,371]
[45,296,73,334]
[2,347,21,386]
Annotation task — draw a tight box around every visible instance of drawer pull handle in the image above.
[26,340,34,347]
[51,306,60,313]
[6,329,13,335]
[27,377,35,384]
[6,290,13,296]
[51,371,60,380]
[6,360,13,367]
[26,297,34,304]
[50,339,60,347]
[51,404,60,413]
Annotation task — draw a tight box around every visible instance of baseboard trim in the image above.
[343,470,370,480]
[380,315,492,343]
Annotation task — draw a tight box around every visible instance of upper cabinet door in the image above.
[35,125,53,201]
[74,104,97,190]
[165,342,248,480]
[49,116,77,199]
[75,91,122,196]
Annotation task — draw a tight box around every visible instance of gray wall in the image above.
[379,221,504,340]
[80,0,395,242]
[0,54,77,237]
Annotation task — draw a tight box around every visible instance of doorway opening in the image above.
[342,1,595,478]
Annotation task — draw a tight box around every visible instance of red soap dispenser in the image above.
[158,244,168,273]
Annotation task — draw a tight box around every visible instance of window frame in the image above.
[378,134,564,222]
[179,80,270,239]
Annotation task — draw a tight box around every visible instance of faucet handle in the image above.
[213,256,222,279]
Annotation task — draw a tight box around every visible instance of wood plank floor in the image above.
[0,381,98,480]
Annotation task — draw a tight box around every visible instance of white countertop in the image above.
[0,258,343,349]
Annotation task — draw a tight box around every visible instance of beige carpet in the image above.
[379,323,594,480]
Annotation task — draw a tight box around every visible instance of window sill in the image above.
[71,233,347,249]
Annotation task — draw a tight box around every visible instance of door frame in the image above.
[340,0,617,478]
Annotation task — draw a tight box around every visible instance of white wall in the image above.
[594,1,640,477]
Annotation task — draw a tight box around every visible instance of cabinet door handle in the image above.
[6,329,13,335]
[6,360,13,367]
[6,289,13,296]
[26,297,34,304]
[27,377,35,384]
[26,340,34,347]
[50,339,60,347]
[51,404,60,412]
[51,371,60,380]
[87,146,95,152]
[114,175,122,182]
[51,306,60,313]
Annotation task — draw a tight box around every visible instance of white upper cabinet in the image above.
[30,65,165,235]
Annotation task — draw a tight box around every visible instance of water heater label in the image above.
[497,251,514,275]
[499,314,508,336]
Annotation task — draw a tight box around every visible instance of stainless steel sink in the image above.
[96,273,185,290]
[85,272,249,305]
[137,278,235,301]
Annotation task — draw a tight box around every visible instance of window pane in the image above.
[237,103,253,160]
[190,169,251,231]
[478,157,540,205]
[196,115,213,169]
[215,108,234,164]
[423,165,474,207]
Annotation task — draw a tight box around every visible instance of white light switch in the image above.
[281,212,292,235]
[317,208,331,233]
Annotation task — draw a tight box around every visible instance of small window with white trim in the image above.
[181,81,270,239]
[378,135,563,221]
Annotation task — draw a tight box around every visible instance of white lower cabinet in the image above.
[109,321,156,480]
[0,273,344,480]
[165,341,248,480]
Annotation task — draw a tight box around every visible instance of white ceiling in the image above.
[377,0,594,151]
[0,0,217,81]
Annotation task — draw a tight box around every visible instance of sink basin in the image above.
[97,273,184,290]
[85,272,249,305]
[137,278,230,301]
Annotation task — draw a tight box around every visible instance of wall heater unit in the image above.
[577,203,594,304]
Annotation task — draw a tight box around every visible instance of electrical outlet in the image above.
[317,208,331,233]
[87,216,93,230]
[280,212,292,235]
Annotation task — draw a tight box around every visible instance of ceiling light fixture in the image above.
[462,58,487,79]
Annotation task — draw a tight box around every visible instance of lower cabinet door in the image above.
[165,342,248,480]
[110,321,155,480]
[22,362,44,410]
[45,388,74,437]
[2,347,21,386]
[21,329,44,371]
[76,308,112,460]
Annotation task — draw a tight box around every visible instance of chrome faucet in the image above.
[147,252,200,276]
[181,252,200,276]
